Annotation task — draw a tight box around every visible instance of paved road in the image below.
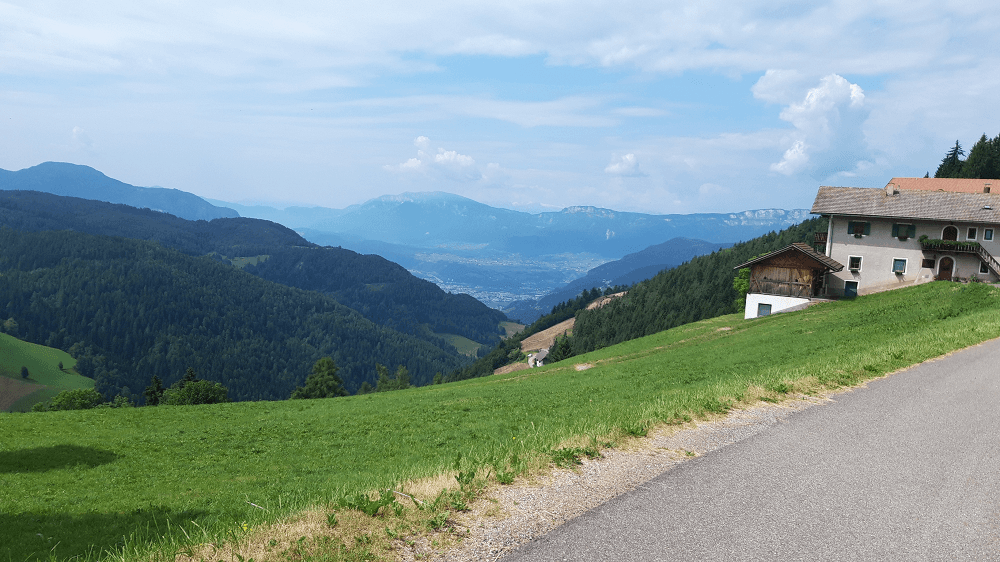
[502,339,1000,561]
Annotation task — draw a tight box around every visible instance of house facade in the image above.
[811,178,1000,298]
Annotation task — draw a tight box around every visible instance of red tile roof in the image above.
[887,177,998,194]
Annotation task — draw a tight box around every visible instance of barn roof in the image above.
[733,242,844,272]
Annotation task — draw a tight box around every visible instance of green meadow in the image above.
[3,282,1000,561]
[439,333,484,356]
[0,333,90,412]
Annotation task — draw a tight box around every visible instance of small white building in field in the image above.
[811,178,1000,298]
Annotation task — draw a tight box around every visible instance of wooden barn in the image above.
[734,242,844,319]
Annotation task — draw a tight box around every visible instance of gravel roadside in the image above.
[395,391,844,561]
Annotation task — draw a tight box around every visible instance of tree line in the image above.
[933,135,1000,179]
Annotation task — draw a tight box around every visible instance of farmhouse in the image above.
[811,178,1000,298]
[740,177,1000,319]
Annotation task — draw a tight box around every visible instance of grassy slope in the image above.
[438,333,484,356]
[2,282,1000,561]
[0,333,89,412]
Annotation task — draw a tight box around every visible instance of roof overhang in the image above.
[734,242,844,272]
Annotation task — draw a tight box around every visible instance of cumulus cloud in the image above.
[385,136,483,182]
[71,126,94,151]
[767,74,871,178]
[604,153,645,176]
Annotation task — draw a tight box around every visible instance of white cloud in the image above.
[604,153,644,177]
[751,69,811,105]
[71,126,94,152]
[386,136,483,182]
[769,74,871,179]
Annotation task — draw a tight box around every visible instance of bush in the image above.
[32,389,105,411]
[162,380,229,405]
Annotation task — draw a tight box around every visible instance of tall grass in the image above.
[2,282,999,561]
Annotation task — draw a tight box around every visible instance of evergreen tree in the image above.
[375,364,410,392]
[178,367,198,389]
[20,366,29,379]
[934,140,966,178]
[290,357,348,399]
[960,133,1000,179]
[143,375,165,406]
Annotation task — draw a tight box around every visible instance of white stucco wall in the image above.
[824,215,999,297]
[745,293,811,319]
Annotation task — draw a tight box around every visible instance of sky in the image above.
[2,1,999,215]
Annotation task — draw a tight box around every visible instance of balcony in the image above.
[918,236,981,253]
[919,236,1000,277]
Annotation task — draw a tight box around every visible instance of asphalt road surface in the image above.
[502,339,1000,561]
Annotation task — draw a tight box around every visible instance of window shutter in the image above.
[892,224,899,237]
[864,222,871,235]
[847,221,855,234]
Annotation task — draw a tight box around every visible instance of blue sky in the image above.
[2,1,998,214]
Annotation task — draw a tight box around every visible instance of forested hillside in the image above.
[0,228,464,401]
[570,217,827,354]
[0,190,506,346]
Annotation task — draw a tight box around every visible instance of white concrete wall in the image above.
[745,293,811,319]
[824,215,999,297]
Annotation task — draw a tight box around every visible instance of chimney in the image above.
[985,183,992,194]
[885,183,899,196]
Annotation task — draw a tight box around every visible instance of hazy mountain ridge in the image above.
[225,193,809,308]
[0,162,239,221]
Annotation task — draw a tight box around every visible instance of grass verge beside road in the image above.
[2,281,999,561]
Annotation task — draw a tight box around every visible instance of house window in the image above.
[986,228,994,241]
[848,256,862,270]
[922,258,936,269]
[891,224,915,239]
[981,262,990,274]
[968,227,978,240]
[757,303,772,317]
[847,221,871,237]
[892,258,907,274]
[844,281,859,298]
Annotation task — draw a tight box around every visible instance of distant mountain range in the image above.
[220,193,811,309]
[0,162,238,221]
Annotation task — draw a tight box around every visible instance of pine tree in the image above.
[143,375,165,406]
[290,357,348,399]
[934,140,966,178]
[959,133,1000,179]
